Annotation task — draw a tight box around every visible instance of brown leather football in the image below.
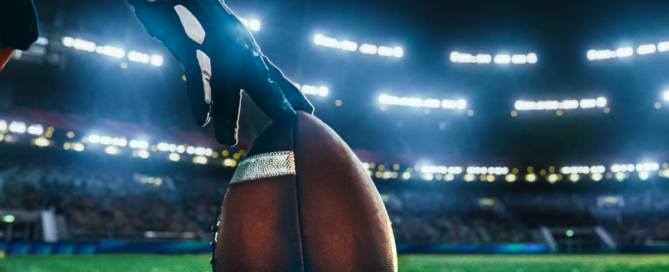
[212,111,397,272]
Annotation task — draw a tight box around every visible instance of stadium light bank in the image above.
[313,34,403,58]
[450,52,537,64]
[379,94,467,109]
[586,41,669,61]
[514,97,607,111]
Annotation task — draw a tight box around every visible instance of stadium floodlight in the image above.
[380,94,465,110]
[341,41,358,51]
[664,91,669,101]
[402,172,411,179]
[176,145,186,153]
[476,54,492,64]
[592,173,603,181]
[137,150,150,159]
[72,143,85,152]
[88,135,101,143]
[511,54,527,64]
[616,47,634,58]
[378,46,394,56]
[317,87,329,97]
[8,122,26,134]
[169,153,181,162]
[128,51,150,63]
[129,140,149,149]
[0,120,6,131]
[64,38,96,52]
[658,42,669,52]
[393,47,404,58]
[525,173,537,182]
[34,137,50,147]
[637,44,657,55]
[359,44,378,54]
[105,146,119,155]
[422,166,462,174]
[238,18,260,32]
[27,124,44,135]
[150,55,164,66]
[96,46,125,58]
[493,54,511,64]
[561,166,591,174]
[193,156,208,165]
[515,97,605,111]
[100,136,113,145]
[505,174,516,182]
[639,171,650,180]
[527,53,538,64]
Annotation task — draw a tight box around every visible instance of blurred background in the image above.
[3,0,669,270]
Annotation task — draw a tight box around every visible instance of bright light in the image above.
[129,140,149,149]
[318,87,329,97]
[186,146,195,154]
[62,37,74,47]
[138,150,150,159]
[68,38,96,52]
[423,173,434,181]
[88,135,101,143]
[592,173,603,181]
[659,42,669,52]
[193,156,208,165]
[393,47,404,58]
[248,19,261,32]
[177,145,186,153]
[169,153,181,162]
[96,45,125,58]
[515,98,605,111]
[378,46,394,56]
[569,173,580,182]
[9,122,26,133]
[34,137,50,147]
[548,174,558,183]
[2,215,14,223]
[467,166,508,175]
[527,53,538,64]
[664,91,669,101]
[341,41,358,51]
[402,172,411,180]
[493,54,511,64]
[616,172,625,181]
[506,174,516,182]
[299,84,330,97]
[239,18,261,32]
[464,174,475,182]
[150,55,164,66]
[0,120,6,131]
[105,146,119,155]
[617,47,634,58]
[27,124,44,135]
[639,171,649,180]
[380,94,465,110]
[637,44,657,55]
[73,143,85,152]
[128,51,150,63]
[421,166,463,175]
[511,54,527,64]
[526,173,536,182]
[359,44,378,54]
[561,166,591,174]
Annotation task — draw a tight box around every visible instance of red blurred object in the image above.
[0,48,13,71]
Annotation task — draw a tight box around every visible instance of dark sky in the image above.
[4,0,669,165]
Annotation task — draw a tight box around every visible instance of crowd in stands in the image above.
[3,157,669,245]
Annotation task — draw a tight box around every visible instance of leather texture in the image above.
[214,111,397,271]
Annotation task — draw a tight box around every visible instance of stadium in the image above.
[2,0,669,271]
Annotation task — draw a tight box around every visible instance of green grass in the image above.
[1,254,669,271]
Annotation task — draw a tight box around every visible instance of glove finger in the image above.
[207,47,242,146]
[242,53,297,125]
[262,56,314,114]
[130,1,212,126]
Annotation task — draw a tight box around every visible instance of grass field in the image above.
[1,254,669,271]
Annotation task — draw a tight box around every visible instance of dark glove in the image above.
[127,0,313,146]
[0,0,39,70]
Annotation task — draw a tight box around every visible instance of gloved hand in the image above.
[0,0,39,70]
[127,0,313,146]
